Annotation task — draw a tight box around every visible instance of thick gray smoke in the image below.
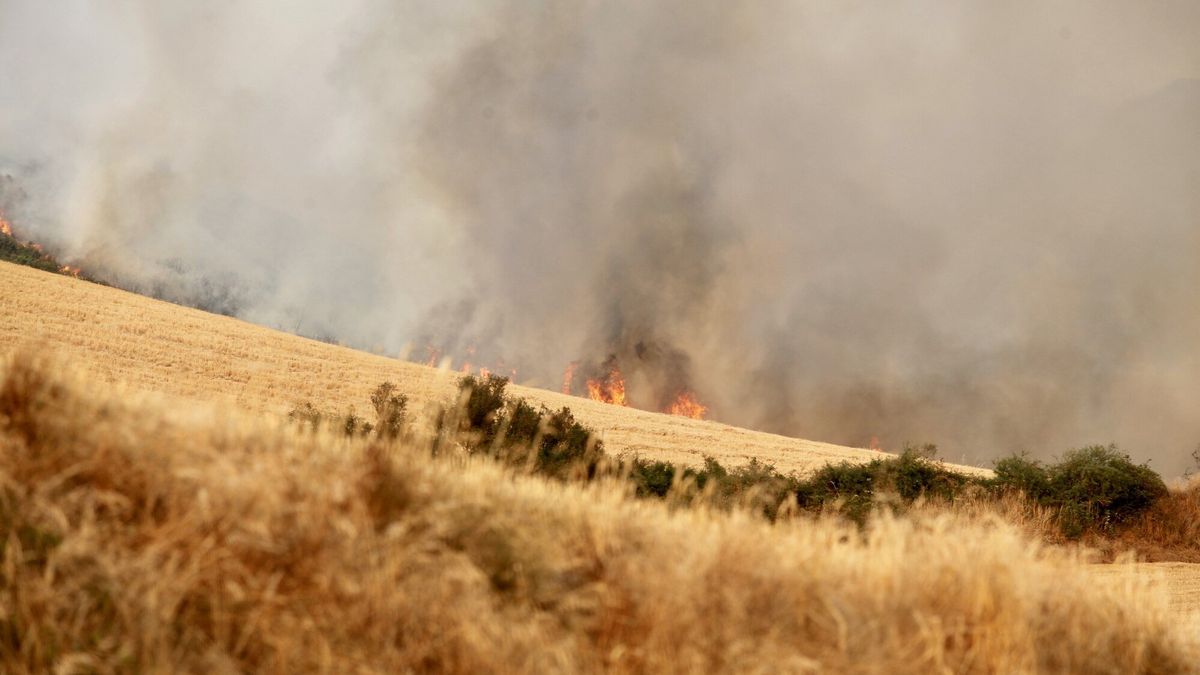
[1,1,1197,473]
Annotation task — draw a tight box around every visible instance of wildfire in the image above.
[585,358,628,407]
[0,209,87,280]
[562,361,579,394]
[422,346,442,368]
[565,354,710,417]
[868,436,884,452]
[458,345,478,373]
[667,391,708,419]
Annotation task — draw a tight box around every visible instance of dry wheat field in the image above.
[3,260,1199,672]
[0,260,931,476]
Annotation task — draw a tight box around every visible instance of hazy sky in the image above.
[1,1,1197,473]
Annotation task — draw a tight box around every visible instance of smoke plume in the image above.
[1,1,1197,473]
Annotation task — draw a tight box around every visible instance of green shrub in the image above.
[687,457,800,519]
[989,446,1169,538]
[453,375,605,479]
[795,460,879,524]
[884,446,973,501]
[529,406,605,479]
[629,459,677,498]
[1047,445,1168,537]
[458,374,509,442]
[502,399,543,447]
[989,453,1052,500]
[791,447,975,525]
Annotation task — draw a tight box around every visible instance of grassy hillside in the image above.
[0,353,1195,673]
[0,260,949,476]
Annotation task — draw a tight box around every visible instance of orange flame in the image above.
[586,361,628,407]
[868,436,883,452]
[562,361,579,394]
[1,210,85,279]
[422,346,441,368]
[667,391,708,419]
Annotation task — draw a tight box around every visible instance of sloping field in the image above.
[0,260,954,475]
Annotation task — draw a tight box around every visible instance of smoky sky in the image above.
[1,1,1197,474]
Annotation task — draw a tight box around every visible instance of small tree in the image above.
[1048,445,1168,537]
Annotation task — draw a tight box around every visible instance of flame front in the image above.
[1,209,86,280]
[667,391,707,419]
[586,362,628,407]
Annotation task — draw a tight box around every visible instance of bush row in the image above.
[292,374,1169,538]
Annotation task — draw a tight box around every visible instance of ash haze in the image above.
[1,2,1197,474]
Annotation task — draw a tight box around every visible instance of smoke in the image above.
[1,1,1197,473]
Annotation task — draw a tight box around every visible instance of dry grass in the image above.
[0,353,1195,673]
[915,477,1200,565]
[0,260,979,476]
[1092,477,1200,563]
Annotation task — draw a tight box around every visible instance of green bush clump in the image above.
[990,453,1052,500]
[1049,446,1168,530]
[628,459,677,498]
[883,445,973,501]
[794,460,878,524]
[458,373,509,442]
[989,445,1168,538]
[688,457,801,520]
[453,375,605,480]
[791,447,976,524]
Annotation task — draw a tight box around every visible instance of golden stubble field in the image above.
[0,259,930,475]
